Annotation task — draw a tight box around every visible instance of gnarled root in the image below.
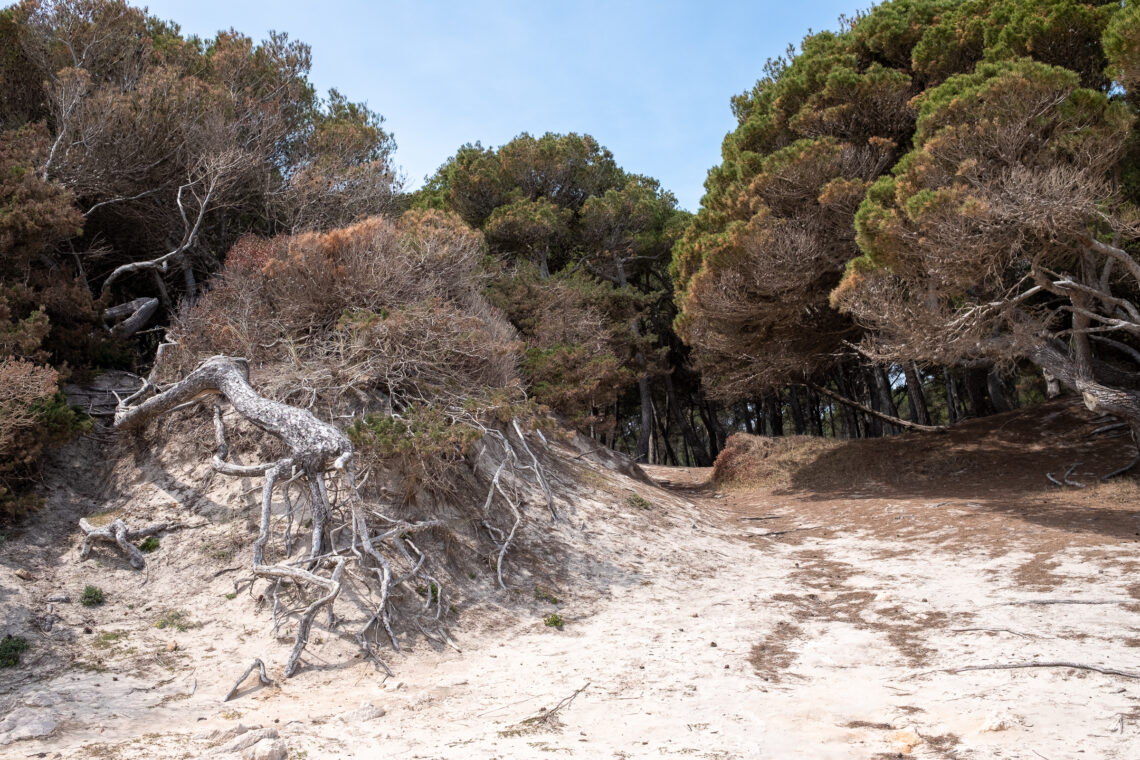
[78,518,169,569]
[223,658,273,702]
[108,355,552,679]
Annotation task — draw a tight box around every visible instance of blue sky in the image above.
[142,1,862,211]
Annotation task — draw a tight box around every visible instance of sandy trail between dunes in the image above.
[5,457,1140,759]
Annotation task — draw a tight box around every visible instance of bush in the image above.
[0,634,30,667]
[0,358,90,517]
[168,212,533,501]
[80,585,105,606]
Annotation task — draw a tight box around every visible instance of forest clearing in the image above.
[3,1,1140,758]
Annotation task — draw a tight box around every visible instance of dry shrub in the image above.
[712,433,839,489]
[0,358,89,516]
[167,210,527,501]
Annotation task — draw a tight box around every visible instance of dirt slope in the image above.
[2,398,1139,758]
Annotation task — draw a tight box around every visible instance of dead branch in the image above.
[950,662,1140,679]
[951,627,1039,638]
[806,382,948,432]
[224,658,272,702]
[78,518,169,570]
[515,682,590,730]
[104,297,160,338]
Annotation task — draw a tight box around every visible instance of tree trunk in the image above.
[665,373,711,466]
[987,368,1013,413]
[635,376,652,463]
[874,366,900,435]
[766,393,784,436]
[904,364,931,426]
[943,369,960,424]
[963,367,992,418]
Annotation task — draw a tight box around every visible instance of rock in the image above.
[0,708,57,745]
[981,711,1021,733]
[47,594,70,603]
[889,727,923,754]
[243,737,288,760]
[14,569,32,581]
[23,691,63,708]
[220,727,278,753]
[337,701,386,722]
[165,641,179,652]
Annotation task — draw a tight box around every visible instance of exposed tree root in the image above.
[78,518,170,570]
[950,662,1140,679]
[1102,450,1140,480]
[224,658,273,702]
[97,354,551,679]
[1045,463,1085,488]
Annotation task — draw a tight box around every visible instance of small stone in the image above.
[47,594,70,603]
[338,701,385,722]
[14,569,32,581]
[165,641,178,652]
[981,710,1021,733]
[710,642,717,647]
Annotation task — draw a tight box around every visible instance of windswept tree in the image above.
[0,0,399,510]
[675,0,1135,444]
[834,54,1140,460]
[419,133,697,462]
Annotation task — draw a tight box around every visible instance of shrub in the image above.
[168,212,534,502]
[137,536,160,553]
[0,358,90,517]
[0,634,30,667]
[543,613,564,628]
[80,585,105,606]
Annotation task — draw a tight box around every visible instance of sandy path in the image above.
[5,456,1140,759]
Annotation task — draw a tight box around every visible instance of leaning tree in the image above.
[674,0,1138,445]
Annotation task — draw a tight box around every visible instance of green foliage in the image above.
[154,610,192,632]
[626,493,652,511]
[1,358,91,518]
[138,536,160,553]
[348,408,481,462]
[543,613,564,629]
[0,634,30,667]
[81,585,106,607]
[534,586,560,604]
[675,0,1138,401]
[421,133,685,438]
